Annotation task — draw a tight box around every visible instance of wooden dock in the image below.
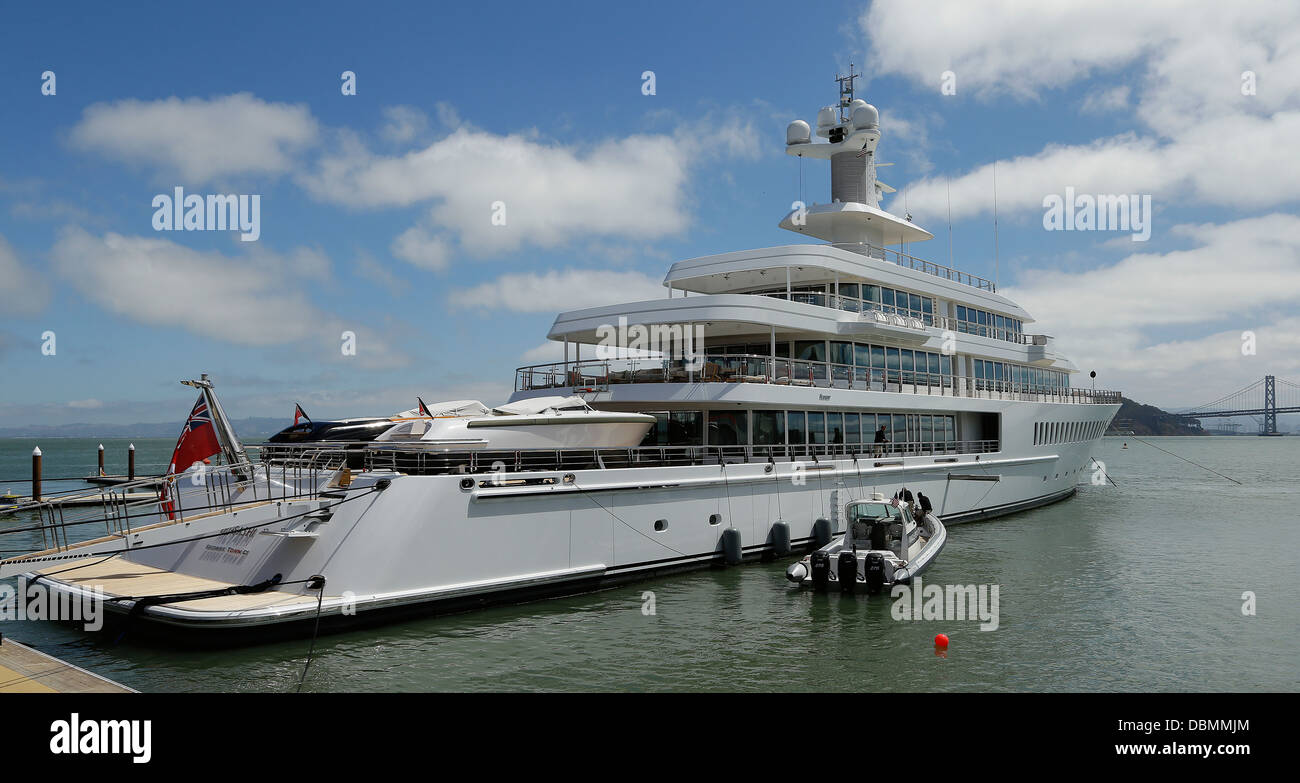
[0,492,159,515]
[0,638,135,693]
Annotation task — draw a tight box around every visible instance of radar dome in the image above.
[852,103,879,130]
[816,106,838,130]
[786,119,811,146]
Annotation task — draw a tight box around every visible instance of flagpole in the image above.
[182,374,249,475]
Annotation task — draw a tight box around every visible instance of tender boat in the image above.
[374,396,656,449]
[786,492,945,593]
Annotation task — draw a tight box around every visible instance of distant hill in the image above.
[1109,397,1207,436]
[0,417,288,440]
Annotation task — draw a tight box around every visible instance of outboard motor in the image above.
[865,552,886,595]
[810,551,831,591]
[870,520,888,551]
[837,551,858,594]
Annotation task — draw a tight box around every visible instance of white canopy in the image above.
[492,396,590,416]
[394,400,492,418]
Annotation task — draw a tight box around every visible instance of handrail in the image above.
[515,355,1121,404]
[828,241,997,292]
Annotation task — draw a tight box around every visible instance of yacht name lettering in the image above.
[152,187,261,241]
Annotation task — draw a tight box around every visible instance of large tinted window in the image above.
[708,410,748,446]
[787,411,806,444]
[807,412,826,444]
[827,412,844,444]
[658,411,702,445]
[794,340,825,362]
[752,410,785,445]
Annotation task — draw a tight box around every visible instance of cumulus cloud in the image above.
[0,234,50,316]
[871,0,1300,222]
[70,93,319,182]
[48,228,405,368]
[299,110,760,266]
[449,268,666,313]
[1003,214,1300,403]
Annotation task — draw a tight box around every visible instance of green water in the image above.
[1,437,1296,692]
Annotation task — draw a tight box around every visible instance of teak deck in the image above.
[0,638,135,693]
[37,556,331,614]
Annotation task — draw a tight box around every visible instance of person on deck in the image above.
[873,425,889,456]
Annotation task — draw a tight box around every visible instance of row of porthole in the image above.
[653,514,722,532]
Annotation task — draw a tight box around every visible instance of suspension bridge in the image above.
[1166,375,1300,435]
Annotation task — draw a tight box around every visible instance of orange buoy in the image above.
[934,633,949,648]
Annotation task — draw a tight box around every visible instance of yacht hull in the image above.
[21,402,1114,642]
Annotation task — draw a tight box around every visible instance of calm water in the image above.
[1,437,1296,692]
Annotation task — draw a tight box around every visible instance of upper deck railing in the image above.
[829,241,997,292]
[516,356,1122,405]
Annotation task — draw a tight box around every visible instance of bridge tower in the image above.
[1264,375,1277,435]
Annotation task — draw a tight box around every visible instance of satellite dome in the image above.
[816,106,838,130]
[852,103,879,130]
[786,119,811,146]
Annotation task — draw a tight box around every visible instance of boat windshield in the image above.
[845,501,900,521]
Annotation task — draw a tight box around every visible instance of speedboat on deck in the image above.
[375,396,656,449]
[786,493,946,593]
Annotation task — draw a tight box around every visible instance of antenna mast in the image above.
[836,64,859,122]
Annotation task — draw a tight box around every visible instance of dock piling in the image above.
[128,443,135,481]
[97,443,104,476]
[32,447,42,502]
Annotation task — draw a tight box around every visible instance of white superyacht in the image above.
[0,75,1120,638]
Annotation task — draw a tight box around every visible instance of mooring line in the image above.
[1129,437,1242,485]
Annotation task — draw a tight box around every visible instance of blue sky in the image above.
[2,0,1298,429]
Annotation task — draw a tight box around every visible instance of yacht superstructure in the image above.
[0,75,1120,639]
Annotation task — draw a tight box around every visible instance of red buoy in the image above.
[934,633,949,648]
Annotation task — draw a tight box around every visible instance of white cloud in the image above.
[70,93,319,182]
[1080,86,1130,114]
[50,228,326,345]
[872,1,1300,223]
[450,268,665,313]
[0,234,50,316]
[300,110,760,264]
[1003,214,1300,404]
[390,226,453,271]
[379,105,430,144]
[47,228,405,369]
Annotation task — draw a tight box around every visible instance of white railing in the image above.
[516,355,1121,405]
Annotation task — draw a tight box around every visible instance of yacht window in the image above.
[840,283,859,299]
[787,411,806,444]
[830,341,853,366]
[640,412,671,446]
[909,293,922,315]
[827,412,844,444]
[708,410,748,446]
[854,343,871,367]
[881,288,895,309]
[845,413,860,444]
[807,412,826,444]
[752,410,786,445]
[668,411,703,446]
[794,340,825,362]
